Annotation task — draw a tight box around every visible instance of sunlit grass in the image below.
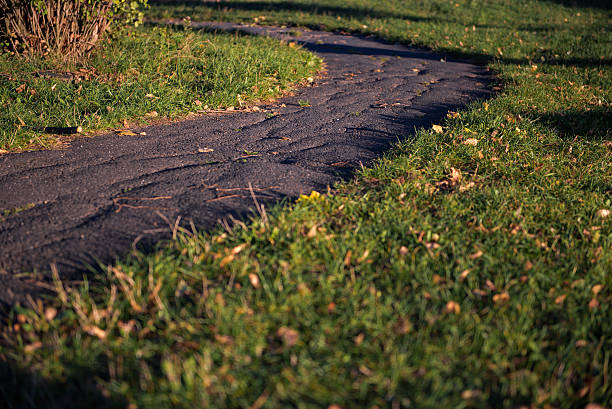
[0,25,321,151]
[1,1,610,408]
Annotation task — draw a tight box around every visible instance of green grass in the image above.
[0,24,321,151]
[1,0,611,408]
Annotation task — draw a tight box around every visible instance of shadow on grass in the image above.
[149,0,440,22]
[524,106,612,140]
[542,0,612,9]
[0,359,126,409]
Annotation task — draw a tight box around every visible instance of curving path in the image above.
[0,22,492,304]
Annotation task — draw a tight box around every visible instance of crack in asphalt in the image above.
[0,22,493,304]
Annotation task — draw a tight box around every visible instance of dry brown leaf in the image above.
[24,342,43,353]
[15,84,26,93]
[450,167,462,184]
[584,404,605,409]
[463,138,479,146]
[219,254,234,267]
[146,111,158,117]
[194,99,202,106]
[277,326,299,347]
[0,149,8,155]
[596,209,610,218]
[554,294,567,305]
[469,250,483,259]
[198,148,214,153]
[485,280,496,291]
[461,390,482,399]
[84,325,107,339]
[344,250,352,266]
[493,292,510,304]
[432,124,444,133]
[445,300,461,314]
[248,273,260,289]
[44,307,57,321]
[354,333,365,346]
[589,298,599,310]
[592,284,603,295]
[307,224,318,238]
[215,334,234,345]
[115,129,137,136]
[459,269,471,282]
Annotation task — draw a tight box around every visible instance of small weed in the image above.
[298,99,311,107]
[0,202,35,221]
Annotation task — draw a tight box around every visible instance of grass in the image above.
[0,24,321,151]
[1,0,611,408]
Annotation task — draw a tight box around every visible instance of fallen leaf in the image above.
[596,209,610,218]
[589,298,599,310]
[485,280,496,291]
[215,334,234,345]
[445,301,461,314]
[24,342,43,353]
[575,339,588,347]
[277,326,299,347]
[145,93,156,99]
[354,333,365,346]
[493,292,510,304]
[459,269,471,282]
[463,138,479,146]
[232,244,246,254]
[84,325,107,339]
[44,307,57,321]
[592,284,603,295]
[399,245,409,255]
[469,250,483,259]
[461,390,481,399]
[307,224,318,238]
[15,84,26,93]
[115,130,137,136]
[432,124,444,133]
[194,99,202,106]
[0,149,8,155]
[146,111,158,117]
[344,250,352,266]
[450,167,462,184]
[219,254,234,267]
[198,148,214,153]
[554,294,567,305]
[248,273,260,288]
[473,289,487,297]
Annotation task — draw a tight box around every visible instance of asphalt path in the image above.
[0,22,492,304]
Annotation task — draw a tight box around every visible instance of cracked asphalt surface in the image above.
[0,23,492,304]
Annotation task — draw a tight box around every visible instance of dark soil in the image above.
[0,23,492,304]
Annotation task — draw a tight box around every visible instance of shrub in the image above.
[0,0,148,58]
